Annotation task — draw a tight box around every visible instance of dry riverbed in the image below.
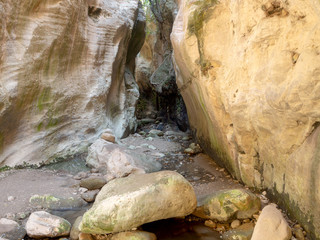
[0,122,308,240]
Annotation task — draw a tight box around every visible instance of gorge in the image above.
[0,0,319,239]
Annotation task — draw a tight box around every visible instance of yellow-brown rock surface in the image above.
[171,0,320,238]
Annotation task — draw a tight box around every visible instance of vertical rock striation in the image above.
[171,0,320,238]
[0,0,144,167]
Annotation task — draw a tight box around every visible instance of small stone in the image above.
[216,223,227,232]
[101,132,116,143]
[148,129,164,137]
[182,136,191,141]
[17,212,29,220]
[151,152,165,158]
[73,172,88,180]
[204,220,217,228]
[139,131,146,136]
[189,143,202,154]
[7,196,15,202]
[192,176,201,181]
[81,189,100,203]
[294,224,301,229]
[79,187,88,194]
[29,194,87,211]
[231,220,241,229]
[128,145,136,150]
[262,191,267,196]
[4,213,15,220]
[90,168,99,173]
[293,228,305,240]
[79,232,94,240]
[26,211,71,238]
[80,177,107,190]
[146,137,153,141]
[148,145,157,150]
[141,143,149,147]
[184,148,194,154]
[242,219,250,223]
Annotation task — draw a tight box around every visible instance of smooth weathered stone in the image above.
[80,171,197,234]
[81,190,100,203]
[204,220,217,228]
[70,216,82,240]
[100,133,116,143]
[86,139,161,180]
[79,177,107,190]
[111,231,157,240]
[29,194,87,210]
[26,211,71,238]
[148,129,164,137]
[0,218,26,240]
[231,220,241,229]
[193,189,260,222]
[251,205,292,240]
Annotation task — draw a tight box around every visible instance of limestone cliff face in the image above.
[172,0,320,238]
[0,0,144,167]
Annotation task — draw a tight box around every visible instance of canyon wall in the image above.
[135,0,189,131]
[171,0,320,238]
[0,0,144,167]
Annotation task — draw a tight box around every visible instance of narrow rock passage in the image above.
[121,122,245,201]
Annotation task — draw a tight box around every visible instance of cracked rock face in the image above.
[171,0,320,238]
[0,0,144,167]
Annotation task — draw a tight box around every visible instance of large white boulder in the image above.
[80,171,197,234]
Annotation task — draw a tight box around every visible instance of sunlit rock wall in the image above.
[171,0,320,238]
[0,0,144,167]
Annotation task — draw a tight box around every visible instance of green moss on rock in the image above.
[193,189,260,222]
[187,0,218,73]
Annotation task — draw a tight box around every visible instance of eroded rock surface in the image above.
[251,205,291,240]
[193,189,260,222]
[80,171,197,234]
[26,211,71,238]
[0,0,144,167]
[86,139,161,180]
[171,0,320,237]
